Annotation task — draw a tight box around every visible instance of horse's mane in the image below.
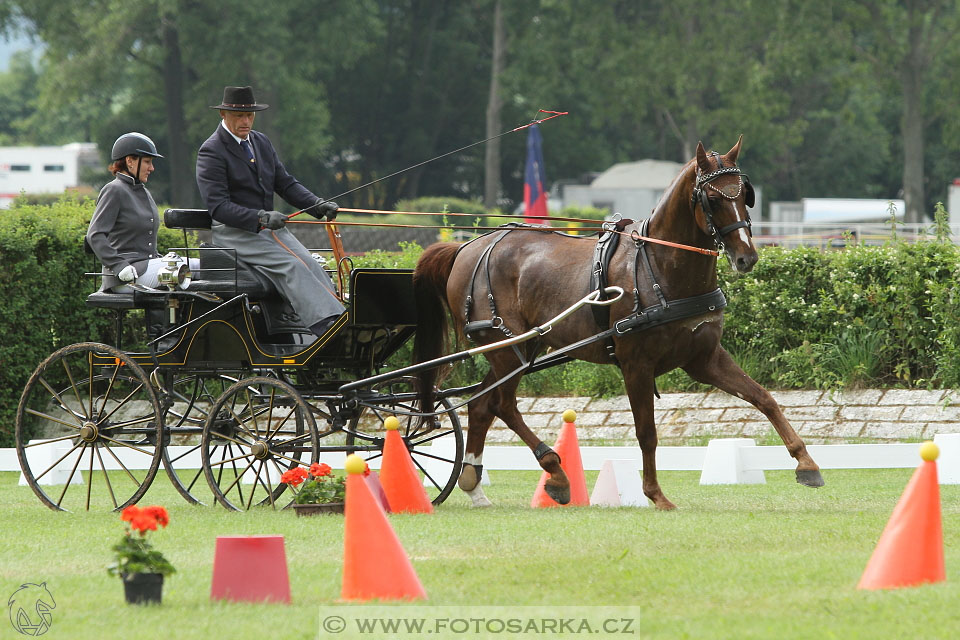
[649,158,697,222]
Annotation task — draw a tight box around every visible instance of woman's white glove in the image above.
[117,265,137,282]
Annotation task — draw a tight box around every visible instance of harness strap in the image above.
[464,229,514,340]
[614,288,727,335]
[634,219,668,312]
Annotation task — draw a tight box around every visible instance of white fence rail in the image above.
[4,434,959,487]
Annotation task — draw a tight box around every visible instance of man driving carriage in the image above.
[196,85,345,338]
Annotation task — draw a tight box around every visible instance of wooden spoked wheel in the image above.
[345,377,463,505]
[15,343,163,512]
[201,376,318,510]
[160,373,239,505]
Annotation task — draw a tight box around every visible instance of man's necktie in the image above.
[240,139,255,163]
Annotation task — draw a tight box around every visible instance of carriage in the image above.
[16,136,825,513]
[14,208,468,512]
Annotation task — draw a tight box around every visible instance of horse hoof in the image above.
[796,469,825,487]
[544,483,570,505]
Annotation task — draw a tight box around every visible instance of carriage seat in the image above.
[191,243,277,299]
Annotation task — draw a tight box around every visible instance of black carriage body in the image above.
[13,209,462,512]
[84,224,417,388]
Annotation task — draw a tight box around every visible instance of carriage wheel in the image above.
[345,377,463,505]
[161,374,239,505]
[201,376,318,510]
[15,343,163,512]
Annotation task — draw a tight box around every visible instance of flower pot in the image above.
[292,502,345,516]
[122,572,164,605]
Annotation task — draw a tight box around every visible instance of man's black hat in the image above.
[210,86,269,111]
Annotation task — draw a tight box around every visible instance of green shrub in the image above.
[7,198,960,450]
[0,197,185,447]
[394,196,489,216]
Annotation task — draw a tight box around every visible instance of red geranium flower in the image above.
[131,513,158,535]
[280,467,308,486]
[142,505,170,528]
[120,505,141,522]
[309,462,333,477]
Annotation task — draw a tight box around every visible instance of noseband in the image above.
[691,152,755,250]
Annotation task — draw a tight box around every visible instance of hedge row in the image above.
[2,199,959,447]
[0,197,184,447]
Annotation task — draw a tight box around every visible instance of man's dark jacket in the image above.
[196,125,317,233]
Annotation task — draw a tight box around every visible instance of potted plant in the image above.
[107,505,175,604]
[282,463,347,515]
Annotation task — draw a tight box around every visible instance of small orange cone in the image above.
[341,454,427,601]
[857,441,945,590]
[531,410,590,508]
[379,417,434,514]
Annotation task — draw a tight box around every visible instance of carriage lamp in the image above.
[156,252,192,290]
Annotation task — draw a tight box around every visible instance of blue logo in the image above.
[7,583,56,636]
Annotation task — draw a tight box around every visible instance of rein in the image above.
[288,215,720,257]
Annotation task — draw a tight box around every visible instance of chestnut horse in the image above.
[413,137,823,509]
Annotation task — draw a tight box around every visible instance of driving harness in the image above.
[461,221,727,356]
[461,153,755,368]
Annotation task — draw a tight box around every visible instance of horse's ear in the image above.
[727,134,744,164]
[696,141,709,169]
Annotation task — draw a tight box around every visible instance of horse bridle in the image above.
[691,152,756,251]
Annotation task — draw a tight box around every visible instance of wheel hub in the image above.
[79,422,99,442]
[251,440,270,460]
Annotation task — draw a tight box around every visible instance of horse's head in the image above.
[691,135,757,273]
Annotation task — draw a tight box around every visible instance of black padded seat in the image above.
[164,208,211,229]
[190,244,277,299]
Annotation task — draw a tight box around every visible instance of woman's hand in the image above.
[117,265,137,282]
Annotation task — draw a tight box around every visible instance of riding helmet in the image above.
[110,132,164,161]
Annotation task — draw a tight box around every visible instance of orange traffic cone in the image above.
[379,417,434,514]
[531,410,590,508]
[341,454,427,601]
[857,441,945,590]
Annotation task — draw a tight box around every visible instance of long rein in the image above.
[286,207,720,257]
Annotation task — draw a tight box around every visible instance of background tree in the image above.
[3,0,960,215]
[844,0,960,222]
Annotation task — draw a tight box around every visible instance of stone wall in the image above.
[463,389,960,445]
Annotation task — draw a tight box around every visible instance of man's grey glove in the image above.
[117,264,137,282]
[313,199,339,221]
[258,210,288,230]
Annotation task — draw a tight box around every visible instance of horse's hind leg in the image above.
[684,346,824,487]
[459,371,498,507]
[467,360,571,505]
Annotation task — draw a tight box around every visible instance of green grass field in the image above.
[1,467,958,639]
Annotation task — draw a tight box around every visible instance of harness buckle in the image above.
[615,315,636,335]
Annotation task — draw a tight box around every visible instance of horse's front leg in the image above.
[622,363,676,510]
[684,345,824,487]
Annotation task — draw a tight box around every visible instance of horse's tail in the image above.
[413,242,460,418]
